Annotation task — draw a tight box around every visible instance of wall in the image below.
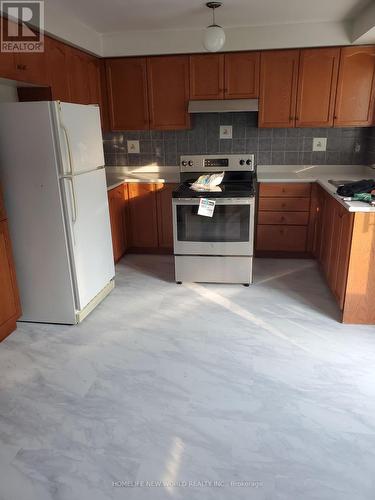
[102,21,352,57]
[103,113,369,167]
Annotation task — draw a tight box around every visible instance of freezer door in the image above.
[61,168,115,311]
[56,102,105,175]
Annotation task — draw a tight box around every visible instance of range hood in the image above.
[188,99,258,113]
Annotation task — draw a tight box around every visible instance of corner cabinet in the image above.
[0,188,21,342]
[147,56,190,130]
[45,37,71,101]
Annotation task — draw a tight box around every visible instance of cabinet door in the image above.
[296,48,340,127]
[224,52,260,99]
[333,206,354,309]
[45,37,71,101]
[127,183,158,249]
[15,49,48,85]
[147,56,190,130]
[67,47,91,104]
[334,46,375,127]
[327,201,343,292]
[0,18,17,79]
[0,51,16,79]
[259,50,299,128]
[108,186,126,263]
[190,54,224,100]
[87,56,101,105]
[106,58,149,130]
[320,196,335,278]
[0,220,21,341]
[156,183,178,250]
[0,186,6,222]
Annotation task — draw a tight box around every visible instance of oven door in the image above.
[172,197,254,256]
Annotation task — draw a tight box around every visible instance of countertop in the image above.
[257,164,375,213]
[106,166,179,191]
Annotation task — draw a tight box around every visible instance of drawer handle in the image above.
[280,216,285,222]
[281,203,286,208]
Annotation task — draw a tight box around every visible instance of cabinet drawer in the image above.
[259,183,311,197]
[257,225,307,252]
[258,211,309,225]
[258,197,310,212]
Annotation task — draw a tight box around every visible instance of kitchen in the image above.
[1,1,375,499]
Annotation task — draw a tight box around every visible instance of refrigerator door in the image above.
[56,102,104,175]
[60,167,115,311]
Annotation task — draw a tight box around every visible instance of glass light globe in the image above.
[203,25,226,52]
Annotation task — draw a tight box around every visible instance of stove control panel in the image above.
[180,154,255,172]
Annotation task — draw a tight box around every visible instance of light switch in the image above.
[220,125,232,139]
[127,140,140,154]
[312,138,327,152]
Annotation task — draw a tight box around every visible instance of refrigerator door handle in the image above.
[61,124,75,175]
[67,176,78,223]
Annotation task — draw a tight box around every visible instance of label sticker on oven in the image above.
[198,198,216,217]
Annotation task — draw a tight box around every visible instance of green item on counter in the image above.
[352,193,373,203]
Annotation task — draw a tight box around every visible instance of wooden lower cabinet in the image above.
[258,182,375,324]
[257,225,307,252]
[127,182,177,252]
[256,182,312,255]
[155,183,177,249]
[108,185,127,263]
[0,216,21,342]
[127,183,159,250]
[107,182,177,259]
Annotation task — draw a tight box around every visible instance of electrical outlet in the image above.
[312,138,327,152]
[127,140,140,154]
[220,125,232,139]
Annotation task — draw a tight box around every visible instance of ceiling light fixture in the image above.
[203,2,225,53]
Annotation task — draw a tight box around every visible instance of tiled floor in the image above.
[1,256,375,500]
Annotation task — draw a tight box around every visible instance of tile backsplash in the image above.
[103,112,372,167]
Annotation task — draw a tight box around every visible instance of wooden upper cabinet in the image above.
[224,51,260,99]
[87,56,101,105]
[334,46,375,127]
[296,48,340,127]
[67,47,91,104]
[15,49,48,85]
[45,37,71,101]
[259,49,299,128]
[106,57,149,130]
[0,51,16,80]
[190,54,224,99]
[147,55,190,130]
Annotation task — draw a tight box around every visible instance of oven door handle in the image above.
[172,198,254,206]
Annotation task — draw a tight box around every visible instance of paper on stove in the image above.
[190,171,224,192]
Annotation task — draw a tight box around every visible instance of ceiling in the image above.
[46,0,371,34]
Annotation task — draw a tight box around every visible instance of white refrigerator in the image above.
[0,101,115,324]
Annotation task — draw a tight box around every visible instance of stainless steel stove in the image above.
[172,154,256,285]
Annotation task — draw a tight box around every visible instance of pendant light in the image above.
[203,2,225,52]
